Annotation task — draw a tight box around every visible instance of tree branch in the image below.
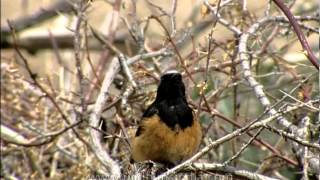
[272,0,319,70]
[1,0,74,35]
[239,15,320,174]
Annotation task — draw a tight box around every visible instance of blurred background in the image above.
[1,0,319,179]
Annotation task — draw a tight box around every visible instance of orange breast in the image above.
[131,115,202,165]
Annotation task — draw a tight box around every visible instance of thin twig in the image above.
[74,0,88,120]
[264,125,320,150]
[170,0,178,37]
[197,0,222,118]
[272,0,319,69]
[222,127,264,166]
[239,15,320,174]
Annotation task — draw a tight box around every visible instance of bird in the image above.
[130,70,202,166]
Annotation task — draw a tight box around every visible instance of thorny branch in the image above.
[7,21,89,146]
[272,0,319,69]
[2,0,319,179]
[239,15,320,174]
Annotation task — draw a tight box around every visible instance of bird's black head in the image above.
[155,71,186,101]
[140,70,193,131]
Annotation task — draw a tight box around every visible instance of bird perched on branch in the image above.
[131,71,202,166]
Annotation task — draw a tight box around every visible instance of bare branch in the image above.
[188,163,277,180]
[272,0,319,69]
[89,56,121,177]
[1,0,74,35]
[239,15,320,174]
